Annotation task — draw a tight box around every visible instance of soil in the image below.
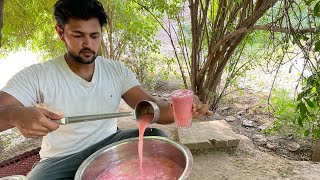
[216,89,314,162]
[1,82,320,179]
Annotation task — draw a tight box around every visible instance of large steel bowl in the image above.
[74,136,193,180]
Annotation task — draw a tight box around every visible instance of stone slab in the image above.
[178,120,240,149]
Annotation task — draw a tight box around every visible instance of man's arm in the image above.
[122,86,174,124]
[0,91,22,131]
[0,91,63,137]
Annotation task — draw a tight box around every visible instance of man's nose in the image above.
[82,36,92,48]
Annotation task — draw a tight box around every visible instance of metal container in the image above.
[74,136,193,180]
[134,100,160,124]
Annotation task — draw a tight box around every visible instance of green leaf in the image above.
[298,116,304,127]
[304,98,315,108]
[314,129,320,138]
[315,41,320,52]
[305,0,315,5]
[315,1,320,17]
[312,86,317,93]
[297,102,308,116]
[301,35,309,41]
[304,129,310,137]
[297,91,305,101]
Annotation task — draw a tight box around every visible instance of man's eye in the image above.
[91,35,99,39]
[73,35,81,38]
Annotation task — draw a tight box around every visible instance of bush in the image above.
[264,89,302,138]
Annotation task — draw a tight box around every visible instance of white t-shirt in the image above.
[1,55,140,158]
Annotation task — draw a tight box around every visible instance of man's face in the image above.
[57,18,102,64]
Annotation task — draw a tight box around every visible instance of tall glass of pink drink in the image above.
[170,89,194,129]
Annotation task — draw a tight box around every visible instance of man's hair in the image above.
[54,0,107,29]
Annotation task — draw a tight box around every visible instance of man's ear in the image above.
[55,25,64,41]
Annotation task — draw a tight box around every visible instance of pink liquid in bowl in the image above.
[96,156,183,180]
[96,114,184,180]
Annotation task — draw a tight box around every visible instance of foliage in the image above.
[100,0,166,87]
[295,72,320,138]
[102,0,161,59]
[123,53,177,90]
[123,53,156,88]
[311,0,320,52]
[131,0,190,88]
[283,0,320,139]
[1,0,162,66]
[1,0,64,59]
[264,89,302,138]
[301,0,320,53]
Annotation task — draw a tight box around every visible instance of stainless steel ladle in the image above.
[54,100,160,125]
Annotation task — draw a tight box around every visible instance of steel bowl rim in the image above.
[74,136,193,180]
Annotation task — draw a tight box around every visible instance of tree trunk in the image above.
[0,0,4,47]
[107,14,114,59]
[188,0,278,107]
[105,2,115,59]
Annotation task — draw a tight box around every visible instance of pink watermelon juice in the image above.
[171,89,194,128]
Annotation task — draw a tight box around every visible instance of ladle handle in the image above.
[54,112,134,125]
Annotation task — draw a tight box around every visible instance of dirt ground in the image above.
[189,139,320,180]
[1,87,320,180]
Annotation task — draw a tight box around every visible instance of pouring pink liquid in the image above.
[171,89,194,128]
[96,113,183,180]
[138,113,154,173]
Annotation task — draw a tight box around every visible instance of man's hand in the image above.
[7,106,63,138]
[192,95,214,119]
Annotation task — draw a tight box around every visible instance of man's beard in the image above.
[68,48,97,64]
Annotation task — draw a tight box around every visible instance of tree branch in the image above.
[197,22,316,79]
[253,25,318,34]
[0,0,4,47]
[131,0,168,35]
[198,27,252,78]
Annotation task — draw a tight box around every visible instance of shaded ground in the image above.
[215,89,314,162]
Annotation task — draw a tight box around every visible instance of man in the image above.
[0,0,212,179]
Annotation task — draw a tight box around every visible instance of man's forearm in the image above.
[0,107,14,131]
[154,99,174,124]
[0,91,25,131]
